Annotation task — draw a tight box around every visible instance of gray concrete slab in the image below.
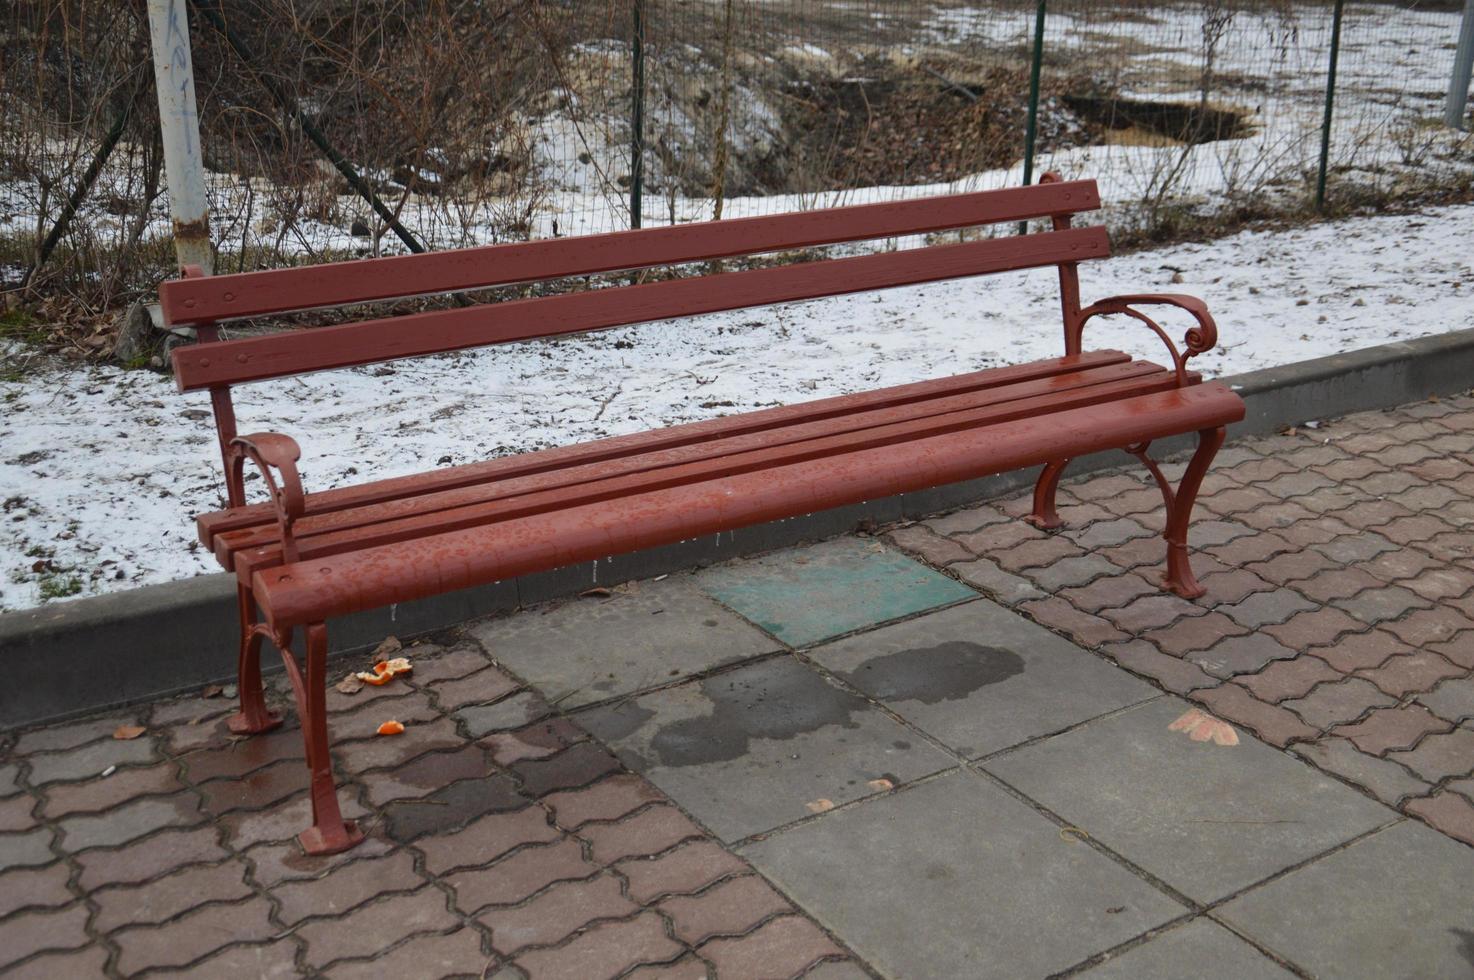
[985,698,1394,904]
[695,538,976,648]
[742,769,1185,979]
[577,655,956,842]
[1218,820,1474,980]
[467,576,779,709]
[809,601,1156,758]
[1078,919,1297,979]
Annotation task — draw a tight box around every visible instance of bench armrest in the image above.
[1076,293,1218,387]
[227,432,306,562]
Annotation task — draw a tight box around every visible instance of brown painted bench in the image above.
[161,174,1244,855]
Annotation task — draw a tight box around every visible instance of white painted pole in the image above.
[1448,0,1474,130]
[146,0,213,273]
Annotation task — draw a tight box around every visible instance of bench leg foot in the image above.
[281,621,363,856]
[1161,427,1226,599]
[1026,459,1070,529]
[228,585,282,736]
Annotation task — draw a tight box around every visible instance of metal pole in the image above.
[146,0,213,273]
[1020,0,1047,233]
[630,0,646,230]
[1316,0,1345,210]
[1446,0,1474,130]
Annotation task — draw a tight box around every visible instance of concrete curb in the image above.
[5,327,1473,729]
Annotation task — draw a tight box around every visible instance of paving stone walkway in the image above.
[3,394,1473,978]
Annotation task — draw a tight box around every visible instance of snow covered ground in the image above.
[3,200,1471,611]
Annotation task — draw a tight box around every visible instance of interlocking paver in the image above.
[335,716,467,773]
[1291,737,1431,806]
[1060,517,1154,550]
[12,714,138,756]
[1416,676,1474,723]
[73,824,226,890]
[427,664,521,711]
[1233,656,1343,703]
[456,690,552,737]
[992,535,1085,572]
[579,805,707,864]
[1024,554,1122,592]
[273,848,425,924]
[1400,565,1474,601]
[513,910,685,980]
[42,762,183,819]
[698,914,844,979]
[1194,567,1274,605]
[0,862,73,919]
[616,840,750,904]
[1292,567,1388,603]
[1099,593,1208,634]
[58,792,204,852]
[1332,704,1453,756]
[1281,678,1396,731]
[1061,565,1161,613]
[1311,532,1399,564]
[1018,597,1129,649]
[448,837,600,911]
[1186,633,1299,679]
[92,858,254,933]
[359,743,492,806]
[1386,727,1474,783]
[1305,629,1408,673]
[417,806,561,876]
[113,895,276,975]
[1354,651,1464,698]
[483,872,638,954]
[166,939,301,979]
[884,524,974,565]
[659,873,790,945]
[1262,608,1367,650]
[223,790,369,850]
[1383,606,1474,647]
[485,718,588,768]
[1189,684,1318,747]
[25,736,157,786]
[921,503,1009,536]
[1334,585,1435,624]
[1102,640,1216,694]
[0,903,91,971]
[297,887,462,968]
[1144,612,1249,657]
[546,773,664,830]
[1246,550,1338,587]
[1,945,110,980]
[513,741,623,797]
[1430,636,1474,670]
[949,557,1045,605]
[1218,589,1319,629]
[326,929,491,980]
[1404,791,1474,846]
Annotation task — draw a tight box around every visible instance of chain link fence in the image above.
[2,1,1471,314]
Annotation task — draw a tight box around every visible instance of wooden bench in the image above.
[161,174,1244,854]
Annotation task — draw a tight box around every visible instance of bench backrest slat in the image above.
[160,180,1099,327]
[174,224,1109,391]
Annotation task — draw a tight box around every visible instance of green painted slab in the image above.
[696,538,977,647]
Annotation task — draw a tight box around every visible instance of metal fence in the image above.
[2,0,1470,307]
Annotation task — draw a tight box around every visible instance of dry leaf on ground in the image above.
[112,724,146,740]
[1168,708,1240,746]
[371,636,403,659]
[336,673,364,695]
[201,684,224,699]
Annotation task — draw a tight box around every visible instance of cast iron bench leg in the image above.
[1162,426,1226,599]
[292,622,364,855]
[227,583,283,736]
[1027,458,1071,529]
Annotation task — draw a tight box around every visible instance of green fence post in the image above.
[1316,0,1345,210]
[630,0,646,230]
[1020,0,1047,233]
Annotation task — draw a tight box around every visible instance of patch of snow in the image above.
[2,202,1471,610]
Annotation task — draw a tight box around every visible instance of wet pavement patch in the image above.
[696,538,977,647]
[578,656,954,841]
[812,601,1154,758]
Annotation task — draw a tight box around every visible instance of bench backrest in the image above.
[163,177,1105,393]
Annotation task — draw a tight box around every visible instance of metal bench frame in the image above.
[161,174,1244,854]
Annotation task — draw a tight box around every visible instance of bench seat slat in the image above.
[160,181,1102,326]
[198,349,1133,548]
[253,382,1245,627]
[226,361,1189,579]
[212,358,1170,566]
[172,225,1110,390]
